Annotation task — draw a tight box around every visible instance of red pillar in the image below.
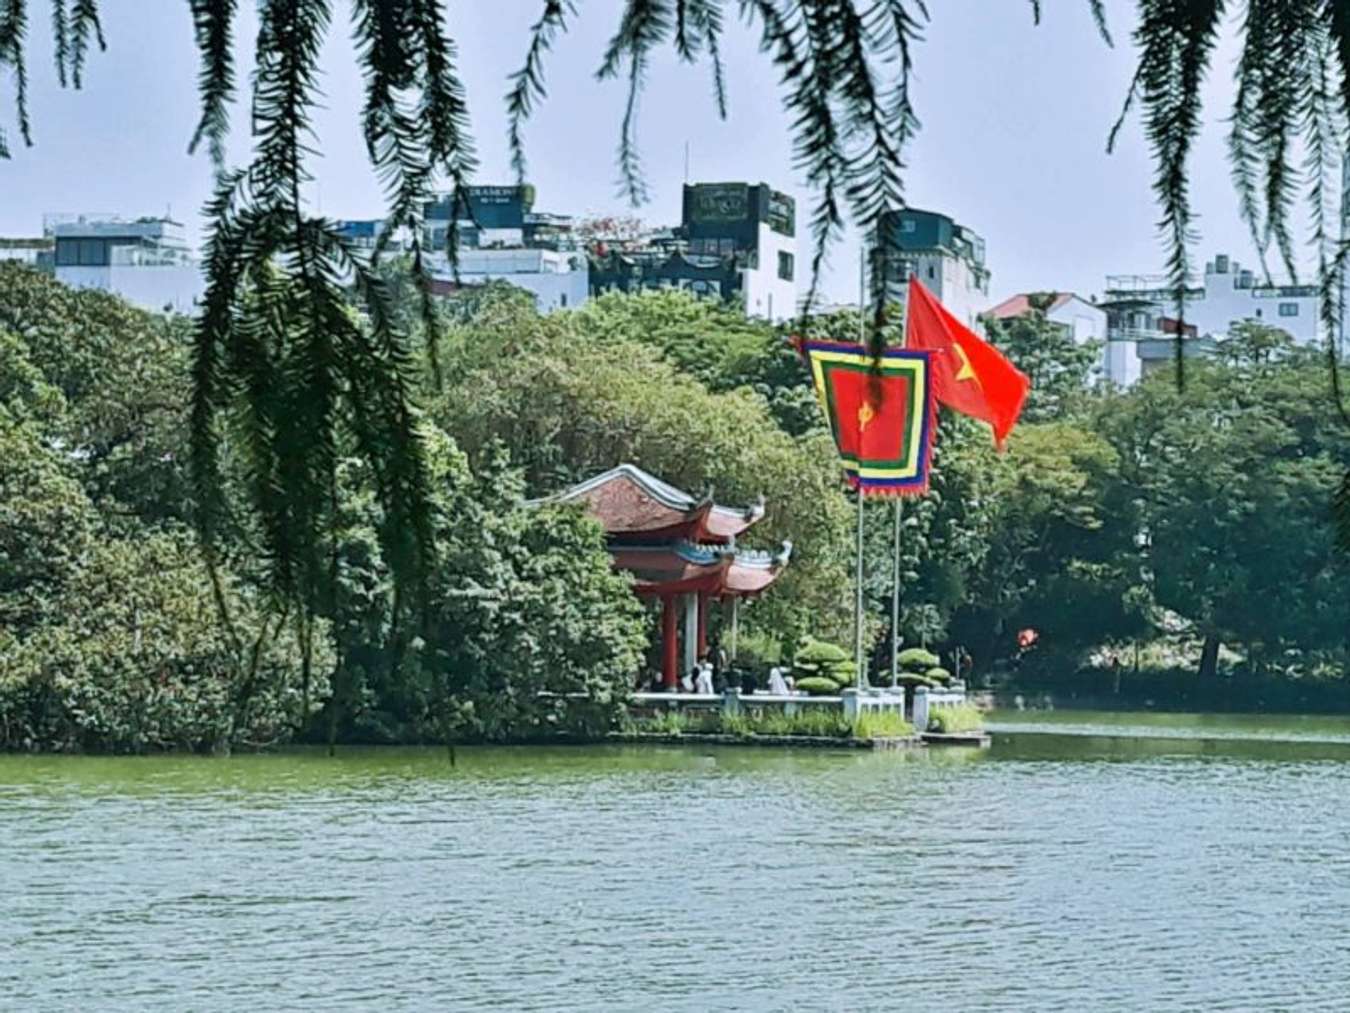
[697,592,710,658]
[661,595,679,690]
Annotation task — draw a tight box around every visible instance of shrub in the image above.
[642,711,689,735]
[927,703,984,734]
[794,640,850,666]
[925,667,953,685]
[719,713,753,737]
[852,711,914,740]
[794,676,842,697]
[898,647,940,670]
[786,709,851,737]
[896,672,936,688]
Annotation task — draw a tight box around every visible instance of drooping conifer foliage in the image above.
[3,0,1349,575]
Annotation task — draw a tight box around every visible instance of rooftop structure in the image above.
[46,214,202,313]
[1101,252,1337,365]
[875,208,990,333]
[542,464,790,688]
[588,181,797,321]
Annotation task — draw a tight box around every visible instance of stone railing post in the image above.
[912,686,930,732]
[722,687,741,718]
[841,688,861,722]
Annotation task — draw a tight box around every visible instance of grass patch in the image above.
[927,703,984,734]
[637,708,914,741]
[852,711,914,740]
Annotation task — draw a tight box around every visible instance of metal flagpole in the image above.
[891,497,903,687]
[854,487,865,689]
[854,243,867,689]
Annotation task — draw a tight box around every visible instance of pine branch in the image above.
[1133,0,1226,391]
[599,0,673,203]
[50,0,65,86]
[0,0,32,150]
[187,0,237,168]
[675,0,727,117]
[506,0,574,182]
[1335,469,1350,553]
[68,0,102,88]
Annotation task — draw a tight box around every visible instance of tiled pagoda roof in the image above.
[543,464,765,544]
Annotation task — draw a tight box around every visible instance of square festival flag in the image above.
[799,339,936,497]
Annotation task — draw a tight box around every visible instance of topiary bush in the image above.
[795,640,850,666]
[896,672,936,689]
[925,667,952,686]
[793,638,856,688]
[898,647,940,671]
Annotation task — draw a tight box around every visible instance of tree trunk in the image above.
[1198,634,1220,679]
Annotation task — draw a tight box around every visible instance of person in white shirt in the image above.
[694,656,715,695]
[767,665,792,695]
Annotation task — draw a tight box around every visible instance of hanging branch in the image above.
[0,0,31,154]
[507,0,574,183]
[187,0,237,168]
[1130,0,1226,390]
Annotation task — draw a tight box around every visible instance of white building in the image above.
[875,208,990,333]
[428,247,588,314]
[985,291,1141,387]
[740,217,796,321]
[0,237,53,266]
[1101,252,1335,374]
[49,214,203,314]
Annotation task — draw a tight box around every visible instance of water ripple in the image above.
[2,740,1349,1010]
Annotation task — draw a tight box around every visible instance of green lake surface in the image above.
[5,710,1350,1011]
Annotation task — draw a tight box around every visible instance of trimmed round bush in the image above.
[794,640,850,666]
[794,676,842,696]
[896,672,936,688]
[898,647,940,670]
[925,667,952,685]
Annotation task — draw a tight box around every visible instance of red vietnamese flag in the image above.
[905,277,1029,448]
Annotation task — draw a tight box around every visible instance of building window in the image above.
[559,293,567,307]
[777,251,794,282]
[927,264,936,280]
[1279,302,1299,317]
[78,239,108,266]
[900,218,916,233]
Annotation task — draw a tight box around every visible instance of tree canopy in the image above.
[4,0,1350,598]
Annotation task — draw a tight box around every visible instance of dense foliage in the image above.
[3,267,1348,750]
[5,0,1350,606]
[0,264,646,751]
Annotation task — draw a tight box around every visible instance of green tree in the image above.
[982,304,1101,420]
[1097,358,1350,677]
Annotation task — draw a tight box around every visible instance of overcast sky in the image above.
[0,2,1303,304]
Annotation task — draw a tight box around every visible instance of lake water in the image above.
[6,711,1350,1011]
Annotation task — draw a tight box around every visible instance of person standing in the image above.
[694,653,715,695]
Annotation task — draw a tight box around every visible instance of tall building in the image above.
[421,185,586,314]
[588,181,798,322]
[875,208,990,332]
[48,214,202,314]
[423,184,576,253]
[985,291,1141,387]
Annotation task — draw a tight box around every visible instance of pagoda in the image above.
[543,464,791,689]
